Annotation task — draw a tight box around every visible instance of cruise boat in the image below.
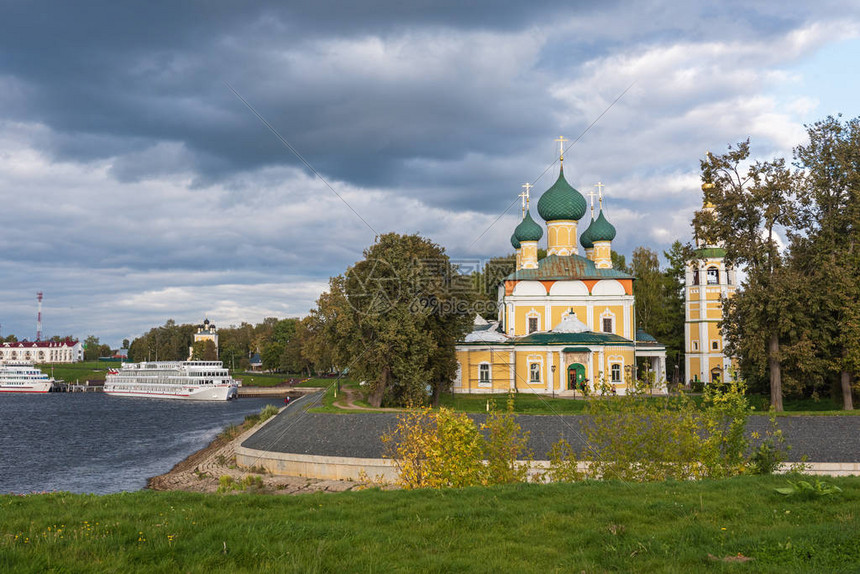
[104,361,239,401]
[0,361,56,393]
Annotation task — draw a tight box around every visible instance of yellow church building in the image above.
[454,144,667,396]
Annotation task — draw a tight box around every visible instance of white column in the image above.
[546,351,553,394]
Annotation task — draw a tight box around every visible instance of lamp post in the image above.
[551,365,556,399]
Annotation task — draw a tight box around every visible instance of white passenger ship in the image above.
[0,361,56,393]
[104,361,239,401]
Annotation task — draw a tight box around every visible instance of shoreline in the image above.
[146,408,359,495]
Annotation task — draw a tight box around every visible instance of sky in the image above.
[1,1,859,348]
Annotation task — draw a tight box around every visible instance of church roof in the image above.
[537,166,587,222]
[514,210,543,242]
[513,331,634,346]
[580,217,595,249]
[589,209,616,242]
[695,247,726,259]
[510,232,521,250]
[504,254,632,281]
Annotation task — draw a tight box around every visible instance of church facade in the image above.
[454,144,666,396]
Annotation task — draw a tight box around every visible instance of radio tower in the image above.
[36,292,43,341]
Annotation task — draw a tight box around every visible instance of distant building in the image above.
[0,339,83,363]
[249,353,262,371]
[187,318,219,360]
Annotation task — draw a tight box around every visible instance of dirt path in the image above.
[146,412,359,495]
[334,387,401,411]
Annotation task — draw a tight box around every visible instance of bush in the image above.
[382,395,533,489]
[585,379,761,481]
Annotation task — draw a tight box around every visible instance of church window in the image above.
[478,363,491,386]
[529,363,541,383]
[707,267,719,285]
[528,317,538,334]
[603,317,613,333]
[693,268,699,285]
[712,340,719,350]
[692,340,699,351]
[610,364,621,383]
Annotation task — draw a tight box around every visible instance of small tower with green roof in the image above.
[537,136,587,256]
[590,183,617,269]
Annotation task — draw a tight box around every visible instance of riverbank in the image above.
[146,405,359,495]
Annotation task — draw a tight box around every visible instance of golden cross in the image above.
[520,183,532,216]
[555,135,568,161]
[587,188,598,218]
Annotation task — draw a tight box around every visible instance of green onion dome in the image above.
[589,209,616,242]
[511,232,521,249]
[537,166,587,222]
[514,211,543,242]
[580,218,595,249]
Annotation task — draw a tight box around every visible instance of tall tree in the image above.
[791,115,860,409]
[308,233,473,407]
[695,141,796,410]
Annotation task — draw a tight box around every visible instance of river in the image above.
[0,392,282,494]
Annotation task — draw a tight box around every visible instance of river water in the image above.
[0,393,282,495]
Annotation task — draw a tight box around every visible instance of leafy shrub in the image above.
[585,379,759,481]
[542,438,584,483]
[775,479,842,499]
[481,395,532,484]
[382,407,484,489]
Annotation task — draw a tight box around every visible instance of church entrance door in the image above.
[568,363,586,390]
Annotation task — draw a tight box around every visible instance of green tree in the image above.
[83,335,101,361]
[790,115,860,409]
[310,233,474,407]
[695,142,796,411]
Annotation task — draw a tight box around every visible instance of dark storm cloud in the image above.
[0,0,822,212]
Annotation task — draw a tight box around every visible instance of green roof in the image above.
[562,346,592,353]
[514,210,543,242]
[589,209,616,242]
[510,232,521,249]
[537,166,587,222]
[695,247,726,259]
[504,254,633,281]
[580,217,595,248]
[515,331,634,346]
[635,329,657,342]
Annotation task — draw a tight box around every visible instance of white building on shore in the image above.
[0,339,84,363]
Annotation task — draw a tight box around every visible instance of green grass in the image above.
[1,475,858,572]
[747,394,860,416]
[233,373,329,388]
[439,392,590,414]
[39,361,110,383]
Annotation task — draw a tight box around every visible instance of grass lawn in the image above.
[439,392,589,414]
[39,361,111,383]
[234,373,330,388]
[1,475,858,572]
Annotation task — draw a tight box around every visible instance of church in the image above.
[454,141,667,396]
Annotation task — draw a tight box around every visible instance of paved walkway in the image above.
[242,392,860,463]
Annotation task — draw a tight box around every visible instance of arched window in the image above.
[707,267,719,285]
[529,363,541,383]
[692,268,700,285]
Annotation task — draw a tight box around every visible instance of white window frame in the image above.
[478,362,491,387]
[526,309,541,334]
[600,309,616,334]
[610,364,622,383]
